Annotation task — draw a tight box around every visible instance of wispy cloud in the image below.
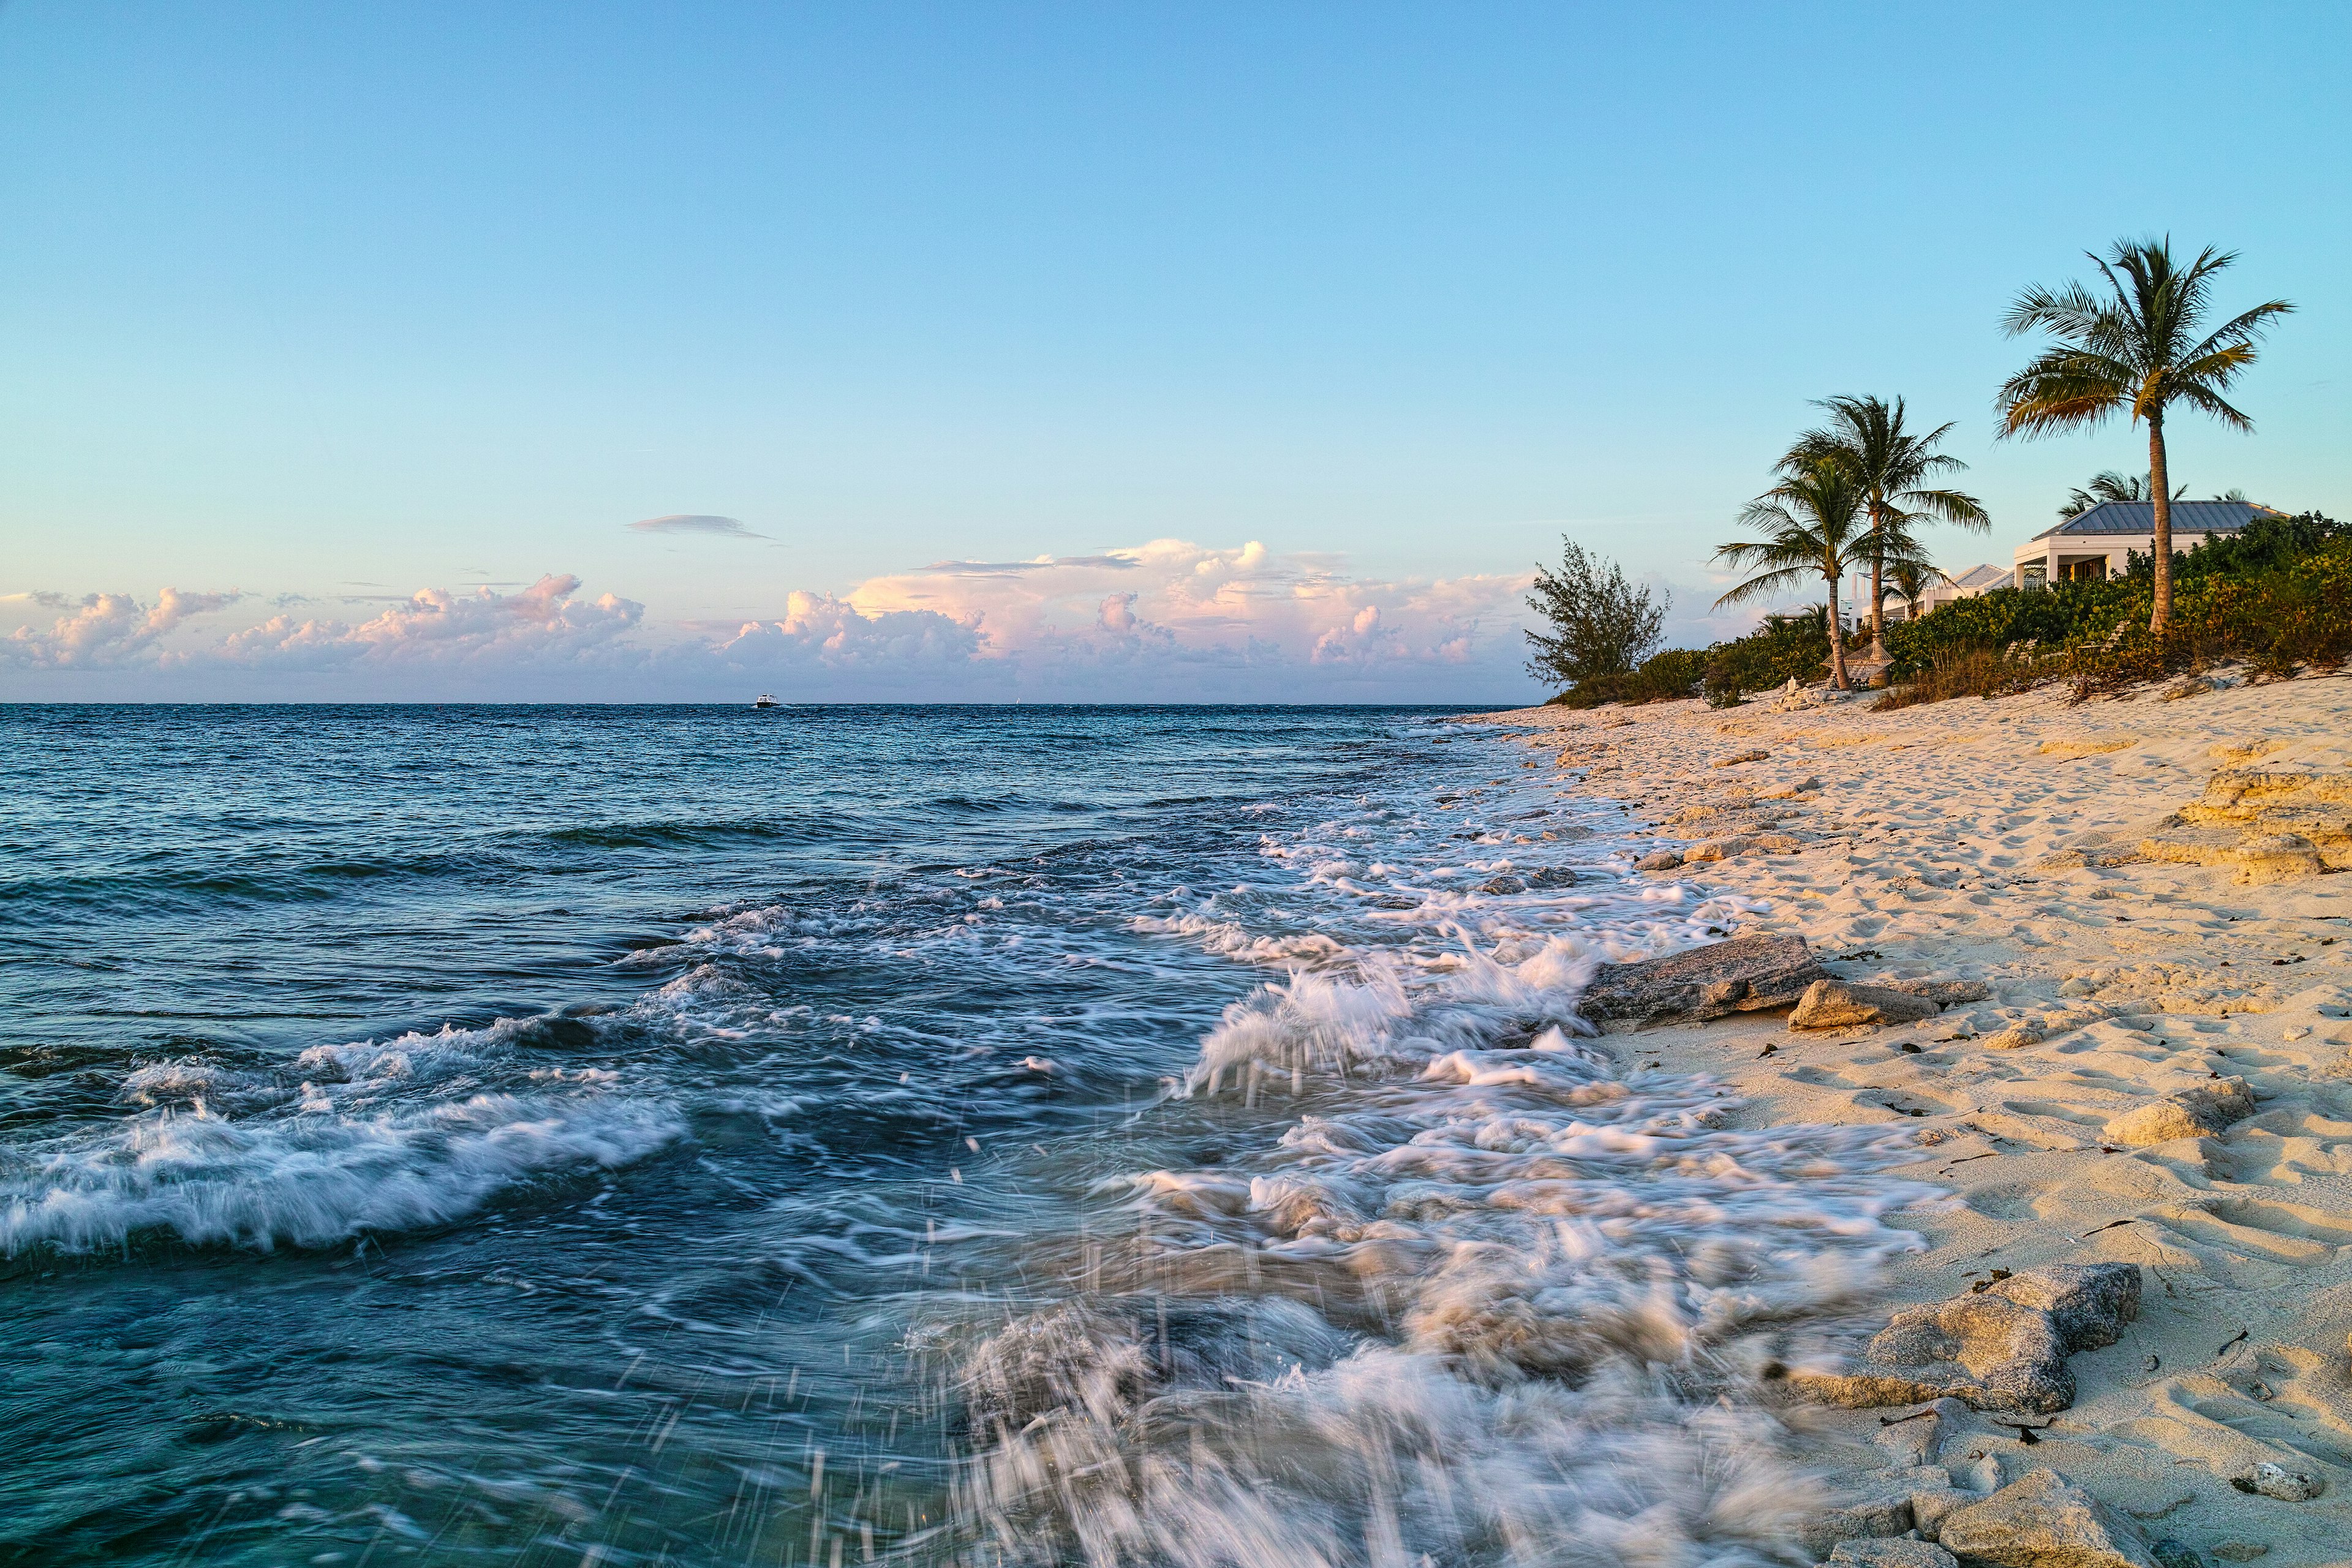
[628,514,768,540]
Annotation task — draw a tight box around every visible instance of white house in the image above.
[2010,500,2275,587]
[1900,563,2006,619]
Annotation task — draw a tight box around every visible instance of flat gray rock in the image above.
[1578,933,1829,1024]
[1936,1468,2159,1568]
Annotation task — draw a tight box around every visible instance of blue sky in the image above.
[3,1,2345,700]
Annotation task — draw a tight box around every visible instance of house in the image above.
[2011,500,2275,587]
[1894,563,2006,620]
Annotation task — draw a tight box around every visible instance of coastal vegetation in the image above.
[1521,540,1668,692]
[1996,237,2294,631]
[1530,232,2310,710]
[1708,456,1885,689]
[1784,396,1987,635]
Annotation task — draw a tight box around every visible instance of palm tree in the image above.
[1786,396,1987,638]
[1887,560,1949,622]
[1997,238,2293,630]
[2059,469,2185,520]
[1713,456,1912,690]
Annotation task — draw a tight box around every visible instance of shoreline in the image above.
[1469,677,2352,1565]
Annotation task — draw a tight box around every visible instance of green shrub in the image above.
[1552,646,1711,708]
[1702,611,1831,706]
[1880,580,2133,678]
[2067,532,2352,699]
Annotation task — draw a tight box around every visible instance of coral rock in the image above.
[1792,980,1945,1030]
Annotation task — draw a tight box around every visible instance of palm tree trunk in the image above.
[1825,578,1849,689]
[2148,413,2173,633]
[1868,504,1886,638]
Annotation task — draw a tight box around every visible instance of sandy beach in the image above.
[1471,675,2352,1567]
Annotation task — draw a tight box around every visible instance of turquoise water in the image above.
[0,705,1926,1566]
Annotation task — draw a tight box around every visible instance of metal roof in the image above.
[1948,564,2007,589]
[2030,499,2271,541]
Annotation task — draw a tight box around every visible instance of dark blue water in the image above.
[0,704,1925,1567]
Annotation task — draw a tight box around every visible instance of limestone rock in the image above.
[1792,980,1945,1030]
[1913,1479,1972,1537]
[1578,934,1830,1025]
[1936,1469,2160,1568]
[2210,1544,2268,1561]
[1479,874,1526,894]
[2101,1079,2256,1147]
[1685,835,1757,862]
[2234,1462,2320,1502]
[1800,1482,1920,1556]
[2139,827,2324,886]
[1791,1265,2139,1415]
[1714,748,1770,767]
[1983,1025,2045,1052]
[2149,1541,2204,1568]
[1524,866,1580,889]
[1830,1541,1958,1568]
[1634,849,1684,872]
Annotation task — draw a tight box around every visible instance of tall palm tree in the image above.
[1786,396,1987,638]
[1713,456,1909,690]
[1997,238,2293,630]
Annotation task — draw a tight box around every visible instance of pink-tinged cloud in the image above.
[2,541,1539,701]
[3,587,244,668]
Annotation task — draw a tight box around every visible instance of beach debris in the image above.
[1713,749,1770,767]
[1790,980,1944,1030]
[1935,1469,2160,1568]
[1577,933,1830,1025]
[1828,1540,1958,1568]
[2232,1463,2321,1501]
[2098,1077,2255,1145]
[1790,1264,2141,1414]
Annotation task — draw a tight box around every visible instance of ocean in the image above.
[0,704,1932,1566]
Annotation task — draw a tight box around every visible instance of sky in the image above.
[3,1,2346,703]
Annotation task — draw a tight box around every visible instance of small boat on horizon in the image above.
[752,693,781,709]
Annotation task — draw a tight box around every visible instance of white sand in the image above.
[1472,675,2352,1565]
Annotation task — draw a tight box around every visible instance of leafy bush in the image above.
[1702,611,1832,706]
[1880,579,2133,678]
[1871,644,2037,710]
[1525,540,1667,690]
[1549,646,1710,708]
[2067,531,2352,699]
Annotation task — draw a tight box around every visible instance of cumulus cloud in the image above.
[629,514,767,540]
[216,576,643,671]
[4,587,244,668]
[2,539,1543,702]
